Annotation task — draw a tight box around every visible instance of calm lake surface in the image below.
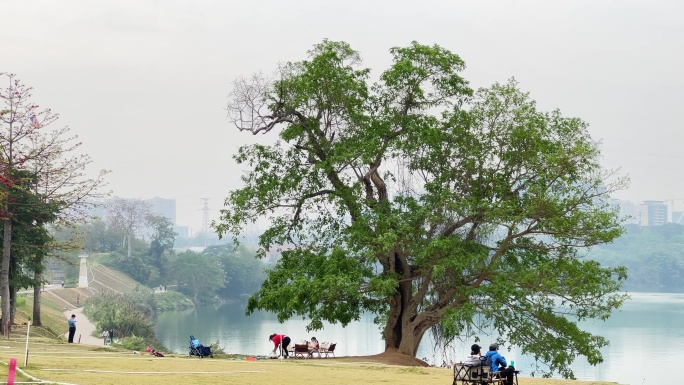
[156,292,684,385]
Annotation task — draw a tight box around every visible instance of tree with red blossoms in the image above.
[0,73,108,329]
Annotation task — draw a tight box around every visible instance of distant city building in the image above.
[146,196,176,225]
[174,225,190,238]
[640,200,668,226]
[610,199,639,225]
[673,211,684,224]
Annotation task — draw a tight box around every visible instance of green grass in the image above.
[0,337,622,385]
[8,299,622,385]
[89,264,139,294]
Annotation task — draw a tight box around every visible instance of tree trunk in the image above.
[1,220,12,335]
[33,270,42,326]
[382,252,435,357]
[383,295,435,357]
[126,234,131,258]
[9,286,16,325]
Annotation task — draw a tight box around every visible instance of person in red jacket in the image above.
[269,333,291,358]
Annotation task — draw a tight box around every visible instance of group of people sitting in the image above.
[461,343,516,385]
[268,333,320,358]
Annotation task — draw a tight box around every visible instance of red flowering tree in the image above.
[0,73,108,329]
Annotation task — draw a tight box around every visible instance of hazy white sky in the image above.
[2,0,683,231]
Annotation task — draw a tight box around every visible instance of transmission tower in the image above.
[200,198,210,247]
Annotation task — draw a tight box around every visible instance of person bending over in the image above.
[269,333,291,358]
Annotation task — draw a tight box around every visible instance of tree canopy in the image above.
[217,40,629,378]
[169,250,225,303]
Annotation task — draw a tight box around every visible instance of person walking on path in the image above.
[67,314,76,343]
[102,329,110,345]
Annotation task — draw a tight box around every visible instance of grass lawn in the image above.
[0,337,622,385]
[2,292,622,385]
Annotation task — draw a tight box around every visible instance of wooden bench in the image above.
[453,362,504,385]
[293,343,310,358]
[319,342,336,358]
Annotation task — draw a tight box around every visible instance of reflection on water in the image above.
[155,303,384,358]
[568,292,684,385]
[156,292,684,385]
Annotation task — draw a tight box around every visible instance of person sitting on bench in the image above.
[484,343,515,385]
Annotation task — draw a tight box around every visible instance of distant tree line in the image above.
[57,198,268,304]
[590,223,684,292]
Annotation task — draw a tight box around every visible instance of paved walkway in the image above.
[153,284,175,294]
[19,285,102,346]
[62,305,107,346]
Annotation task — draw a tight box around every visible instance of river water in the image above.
[156,292,684,385]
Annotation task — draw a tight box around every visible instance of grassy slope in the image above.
[89,264,141,294]
[16,289,74,339]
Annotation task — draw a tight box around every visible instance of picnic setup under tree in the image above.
[217,40,629,378]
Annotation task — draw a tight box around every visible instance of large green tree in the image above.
[202,244,266,299]
[1,169,58,324]
[146,214,176,276]
[217,41,628,377]
[169,250,225,303]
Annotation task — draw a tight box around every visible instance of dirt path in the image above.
[62,307,107,346]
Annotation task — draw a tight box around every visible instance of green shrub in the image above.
[156,291,194,312]
[83,291,156,341]
[209,340,226,355]
[124,285,157,317]
[120,335,147,351]
[15,297,26,306]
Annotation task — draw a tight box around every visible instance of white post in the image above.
[78,253,89,288]
[279,340,283,362]
[24,319,31,366]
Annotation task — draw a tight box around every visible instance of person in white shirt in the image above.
[454,343,485,381]
[464,343,483,366]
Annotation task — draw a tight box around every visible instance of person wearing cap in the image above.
[464,343,484,366]
[484,343,515,385]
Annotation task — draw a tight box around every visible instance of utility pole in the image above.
[200,198,210,247]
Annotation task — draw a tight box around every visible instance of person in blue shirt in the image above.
[484,343,515,385]
[67,314,76,343]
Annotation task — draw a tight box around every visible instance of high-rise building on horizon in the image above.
[146,196,176,225]
[640,200,668,226]
[610,199,639,225]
